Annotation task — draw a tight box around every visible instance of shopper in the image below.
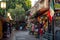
[31,23,35,35]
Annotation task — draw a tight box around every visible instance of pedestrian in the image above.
[40,28,44,40]
[31,23,35,35]
[29,22,32,35]
[37,22,43,38]
[34,24,39,38]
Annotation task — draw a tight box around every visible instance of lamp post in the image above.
[7,12,13,20]
[1,1,6,17]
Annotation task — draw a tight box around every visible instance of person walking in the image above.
[37,17,44,39]
[31,23,35,35]
[40,28,44,40]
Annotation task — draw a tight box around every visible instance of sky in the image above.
[30,0,38,7]
[0,0,2,1]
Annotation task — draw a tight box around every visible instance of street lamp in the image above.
[7,12,13,20]
[1,2,6,9]
[1,1,6,17]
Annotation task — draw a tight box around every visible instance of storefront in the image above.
[54,0,60,39]
[53,9,60,40]
[55,10,60,27]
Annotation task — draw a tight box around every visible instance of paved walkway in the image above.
[4,30,48,40]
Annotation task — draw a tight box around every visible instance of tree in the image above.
[7,0,31,21]
[7,0,31,11]
[21,0,31,11]
[7,1,16,9]
[8,4,25,21]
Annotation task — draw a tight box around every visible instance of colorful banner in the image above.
[47,0,54,22]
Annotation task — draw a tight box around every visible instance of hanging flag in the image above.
[50,0,54,17]
[48,0,54,22]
